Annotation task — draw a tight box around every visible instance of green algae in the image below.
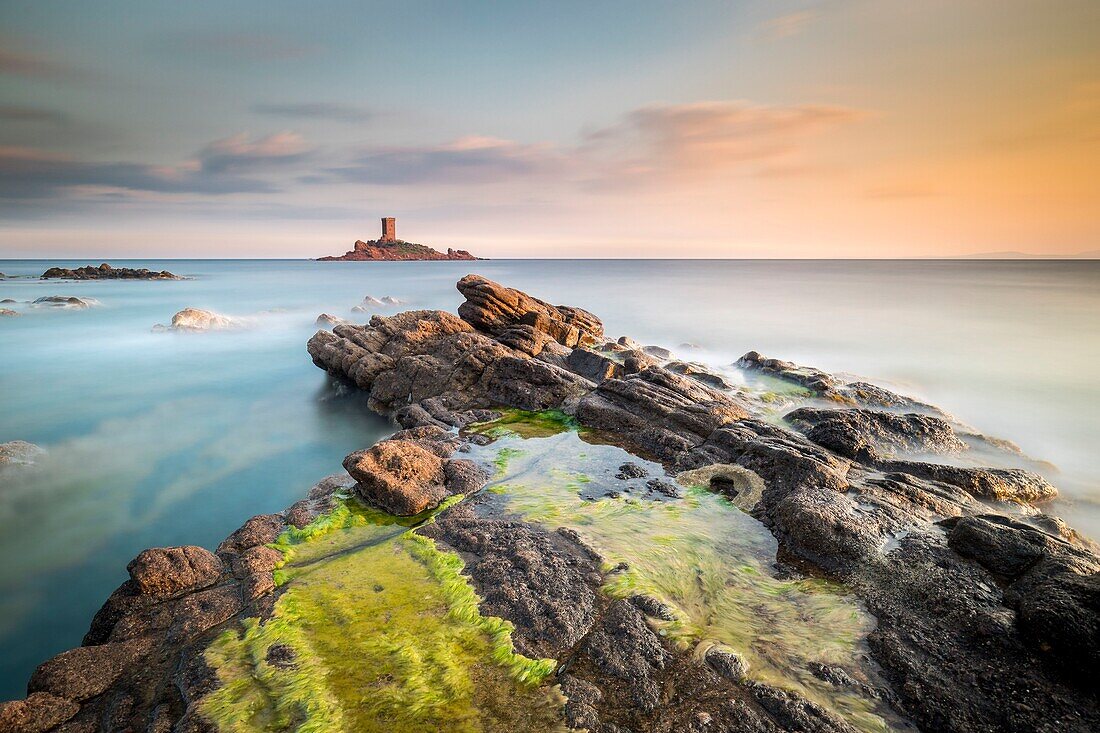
[467,423,899,733]
[467,408,579,440]
[202,496,564,733]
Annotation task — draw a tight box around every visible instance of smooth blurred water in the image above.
[0,258,1097,700]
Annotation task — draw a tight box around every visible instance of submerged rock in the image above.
[0,440,45,468]
[165,308,242,331]
[314,312,346,327]
[31,295,99,309]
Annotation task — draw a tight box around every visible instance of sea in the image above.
[0,258,1096,700]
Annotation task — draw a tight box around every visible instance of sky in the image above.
[0,0,1097,258]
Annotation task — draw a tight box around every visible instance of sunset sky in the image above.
[1,0,1097,258]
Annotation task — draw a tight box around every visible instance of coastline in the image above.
[3,274,1096,732]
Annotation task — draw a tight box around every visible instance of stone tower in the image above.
[380,217,396,242]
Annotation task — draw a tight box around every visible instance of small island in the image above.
[41,263,182,280]
[318,217,482,261]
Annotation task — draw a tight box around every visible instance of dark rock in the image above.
[884,461,1057,502]
[568,348,624,382]
[628,594,678,621]
[265,643,297,670]
[703,646,747,683]
[40,263,181,280]
[421,503,602,658]
[615,462,647,480]
[457,274,603,347]
[786,407,966,462]
[642,345,672,359]
[127,546,223,598]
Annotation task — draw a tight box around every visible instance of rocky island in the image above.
[2,276,1096,733]
[318,217,481,261]
[40,264,182,280]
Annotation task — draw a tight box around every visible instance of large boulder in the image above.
[343,439,448,515]
[457,274,603,347]
[786,407,967,462]
[168,308,239,331]
[126,546,223,598]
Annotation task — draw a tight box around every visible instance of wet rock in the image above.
[884,461,1056,502]
[127,546,223,598]
[616,462,647,480]
[265,643,297,670]
[628,594,677,621]
[786,407,967,461]
[644,478,682,498]
[642,345,672,359]
[32,296,98,309]
[704,645,748,682]
[344,439,448,515]
[314,313,346,327]
[457,274,604,347]
[0,440,45,468]
[216,514,284,557]
[168,308,241,331]
[421,503,602,658]
[581,600,671,712]
[665,361,730,389]
[0,308,17,317]
[751,684,858,733]
[28,641,146,702]
[40,263,181,280]
[567,347,623,383]
[736,350,838,393]
[560,675,602,731]
[0,692,79,732]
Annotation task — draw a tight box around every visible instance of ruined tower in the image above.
[380,217,396,242]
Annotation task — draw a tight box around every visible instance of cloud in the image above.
[0,132,313,203]
[328,136,559,185]
[160,32,318,62]
[0,105,68,124]
[759,11,816,40]
[585,100,865,182]
[251,102,372,123]
[197,132,313,173]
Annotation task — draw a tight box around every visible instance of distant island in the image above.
[318,217,482,261]
[41,263,182,280]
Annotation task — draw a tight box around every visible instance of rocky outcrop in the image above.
[0,440,45,469]
[456,274,603,347]
[161,308,243,331]
[317,239,481,261]
[31,296,99,309]
[40,263,181,280]
[314,313,346,327]
[0,308,18,317]
[6,275,1096,733]
[343,436,489,515]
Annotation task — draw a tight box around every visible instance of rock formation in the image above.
[40,264,182,280]
[317,239,480,261]
[3,275,1096,733]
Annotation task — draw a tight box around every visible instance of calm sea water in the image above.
[0,258,1096,699]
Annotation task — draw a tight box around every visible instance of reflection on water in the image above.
[0,257,1097,700]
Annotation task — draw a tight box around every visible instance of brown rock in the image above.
[0,693,79,733]
[344,439,448,515]
[216,514,285,556]
[28,641,146,702]
[127,546,223,598]
[456,274,603,347]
